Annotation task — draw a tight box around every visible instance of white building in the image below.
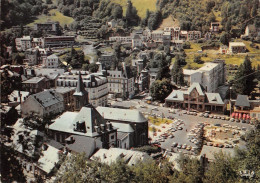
[183,60,225,92]
[15,36,32,51]
[8,90,30,107]
[107,64,135,99]
[151,30,163,42]
[56,72,108,107]
[43,54,59,68]
[132,34,142,48]
[229,42,246,54]
[109,36,132,43]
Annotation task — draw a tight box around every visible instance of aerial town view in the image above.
[1,0,260,182]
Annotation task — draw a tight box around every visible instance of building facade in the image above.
[165,83,225,113]
[183,60,225,93]
[43,54,59,68]
[96,107,149,148]
[21,90,64,117]
[107,67,135,99]
[56,72,108,107]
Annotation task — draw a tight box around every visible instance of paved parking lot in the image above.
[110,99,254,157]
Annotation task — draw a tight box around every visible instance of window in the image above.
[111,135,114,140]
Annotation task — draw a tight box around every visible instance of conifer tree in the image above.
[232,56,256,96]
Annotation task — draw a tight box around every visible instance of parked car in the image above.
[226,117,230,121]
[182,144,187,149]
[221,116,225,120]
[183,110,187,114]
[241,120,246,123]
[213,115,217,119]
[199,113,204,117]
[172,142,178,147]
[236,119,240,123]
[177,144,182,149]
[186,146,192,151]
[152,107,159,111]
[219,144,224,148]
[204,113,209,118]
[209,115,213,118]
[230,118,235,122]
[178,127,183,130]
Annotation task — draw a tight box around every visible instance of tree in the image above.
[1,145,26,182]
[204,152,238,183]
[225,18,232,32]
[150,79,174,101]
[125,0,139,26]
[194,55,203,64]
[220,32,231,46]
[171,55,184,86]
[88,63,99,73]
[232,56,257,96]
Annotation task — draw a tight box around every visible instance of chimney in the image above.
[100,124,106,132]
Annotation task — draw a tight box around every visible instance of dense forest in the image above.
[0,0,51,30]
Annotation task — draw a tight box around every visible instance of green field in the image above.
[27,9,74,28]
[111,0,157,18]
[175,41,260,69]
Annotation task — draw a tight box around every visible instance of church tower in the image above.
[73,72,88,111]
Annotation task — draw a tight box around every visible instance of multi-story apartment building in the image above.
[22,77,50,94]
[43,36,75,47]
[151,30,163,42]
[107,65,135,99]
[31,38,44,48]
[56,72,108,107]
[187,31,201,40]
[183,60,225,93]
[21,90,64,117]
[34,21,60,34]
[43,54,59,68]
[132,34,142,48]
[109,36,132,43]
[15,36,32,51]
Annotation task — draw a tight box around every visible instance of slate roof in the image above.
[65,135,102,157]
[96,107,147,123]
[117,132,129,140]
[32,90,63,108]
[47,54,58,59]
[235,95,250,107]
[111,123,134,133]
[22,77,46,84]
[187,82,205,96]
[133,34,141,39]
[205,93,224,105]
[165,90,185,101]
[49,106,111,137]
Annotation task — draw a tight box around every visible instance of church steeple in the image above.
[74,72,88,96]
[73,72,89,111]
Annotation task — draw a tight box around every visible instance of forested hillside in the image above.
[1,0,50,30]
[157,0,259,34]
